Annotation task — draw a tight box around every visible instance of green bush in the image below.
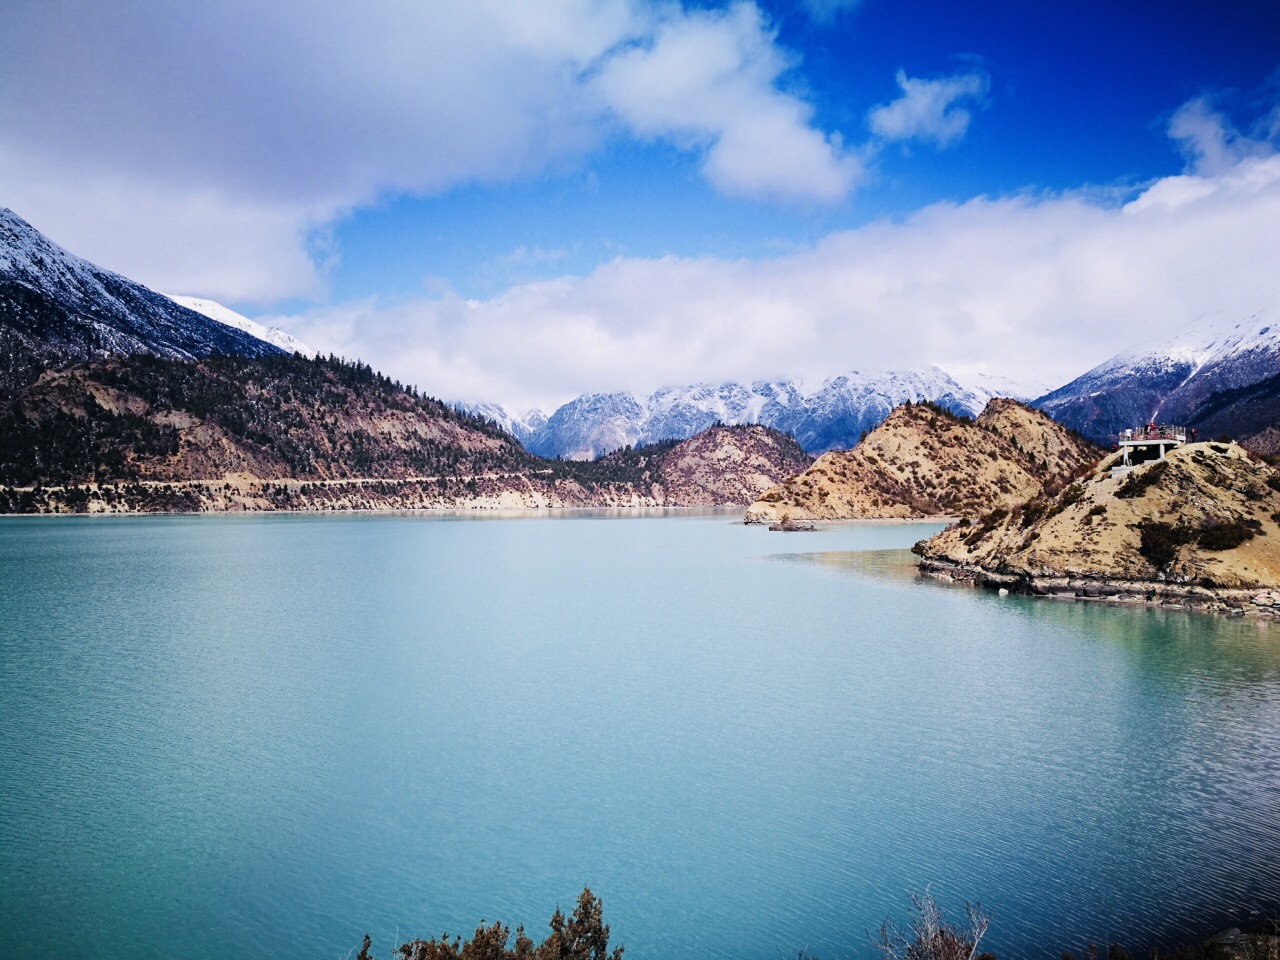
[1137,521,1196,569]
[388,888,622,960]
[1197,521,1255,551]
[1116,461,1167,499]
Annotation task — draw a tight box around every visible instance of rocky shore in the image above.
[914,440,1280,619]
[918,556,1280,619]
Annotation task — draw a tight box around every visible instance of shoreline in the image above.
[0,504,748,520]
[918,556,1280,620]
[750,514,958,527]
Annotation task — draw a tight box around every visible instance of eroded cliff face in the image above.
[744,399,1098,523]
[917,441,1280,593]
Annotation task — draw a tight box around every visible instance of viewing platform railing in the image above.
[1121,425,1188,443]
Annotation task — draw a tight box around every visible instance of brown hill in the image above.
[744,399,1098,524]
[652,424,813,506]
[0,352,534,486]
[917,441,1280,605]
[0,354,811,513]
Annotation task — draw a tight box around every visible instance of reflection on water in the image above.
[2,516,1279,960]
[788,547,1280,685]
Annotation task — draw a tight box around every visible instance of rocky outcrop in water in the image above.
[916,440,1280,613]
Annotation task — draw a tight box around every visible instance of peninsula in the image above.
[916,439,1280,616]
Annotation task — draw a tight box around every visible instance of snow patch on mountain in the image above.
[951,370,1052,406]
[1087,311,1280,383]
[166,295,316,356]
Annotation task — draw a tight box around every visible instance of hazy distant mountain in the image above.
[501,366,1045,459]
[166,295,315,357]
[1036,311,1280,442]
[0,207,281,392]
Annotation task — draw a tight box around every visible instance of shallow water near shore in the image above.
[2,513,1280,960]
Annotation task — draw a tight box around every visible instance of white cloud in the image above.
[1167,96,1276,175]
[0,0,856,301]
[0,154,331,302]
[592,4,859,203]
[271,149,1280,412]
[868,69,989,147]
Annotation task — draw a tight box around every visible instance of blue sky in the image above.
[325,0,1280,305]
[3,1,1280,408]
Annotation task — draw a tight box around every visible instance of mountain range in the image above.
[475,310,1280,459]
[465,368,1050,459]
[0,210,813,513]
[3,204,1278,480]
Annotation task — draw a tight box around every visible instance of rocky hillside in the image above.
[639,424,811,506]
[0,208,282,394]
[0,352,534,487]
[0,354,812,513]
[916,442,1280,602]
[744,399,1099,523]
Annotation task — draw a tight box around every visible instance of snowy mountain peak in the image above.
[1036,309,1280,441]
[1,207,282,393]
[454,402,547,445]
[483,366,1044,459]
[166,295,315,357]
[1103,309,1280,377]
[2,207,133,303]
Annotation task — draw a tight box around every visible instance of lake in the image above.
[2,512,1279,960]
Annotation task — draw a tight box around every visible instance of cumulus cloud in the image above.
[868,69,989,147]
[592,4,858,202]
[271,147,1280,412]
[0,0,856,301]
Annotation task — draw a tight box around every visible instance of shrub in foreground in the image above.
[358,888,622,960]
[875,890,992,960]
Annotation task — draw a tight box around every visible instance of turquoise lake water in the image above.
[2,513,1279,960]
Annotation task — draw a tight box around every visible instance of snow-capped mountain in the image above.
[505,365,1036,459]
[962,371,1054,407]
[454,402,548,446]
[0,207,281,391]
[526,392,648,459]
[166,295,315,357]
[1036,310,1280,441]
[766,368,990,453]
